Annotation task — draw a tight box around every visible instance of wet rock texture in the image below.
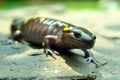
[0,6,120,80]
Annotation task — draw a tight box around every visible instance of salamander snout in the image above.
[83,34,96,49]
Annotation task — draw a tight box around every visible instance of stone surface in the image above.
[0,37,98,80]
[0,6,120,80]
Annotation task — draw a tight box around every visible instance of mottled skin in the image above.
[9,17,99,66]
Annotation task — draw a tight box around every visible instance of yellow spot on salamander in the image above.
[42,42,45,47]
[63,26,69,31]
[40,17,46,22]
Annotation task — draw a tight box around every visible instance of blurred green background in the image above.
[0,0,103,10]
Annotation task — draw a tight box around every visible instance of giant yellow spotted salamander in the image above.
[8,17,99,66]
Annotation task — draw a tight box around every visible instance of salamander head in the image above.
[62,26,96,49]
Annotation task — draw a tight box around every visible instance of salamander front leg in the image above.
[43,35,59,59]
[82,49,99,67]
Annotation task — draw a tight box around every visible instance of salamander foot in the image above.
[86,56,99,68]
[7,39,15,44]
[6,39,19,45]
[45,49,59,59]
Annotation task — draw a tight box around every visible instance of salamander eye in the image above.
[73,32,81,38]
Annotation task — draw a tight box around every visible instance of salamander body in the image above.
[10,17,98,66]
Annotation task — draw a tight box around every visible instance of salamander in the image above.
[9,17,99,66]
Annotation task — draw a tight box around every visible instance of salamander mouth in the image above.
[72,39,95,49]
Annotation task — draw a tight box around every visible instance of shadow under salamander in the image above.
[27,43,95,73]
[58,49,93,73]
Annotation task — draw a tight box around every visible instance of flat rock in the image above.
[0,39,98,80]
[0,7,120,80]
